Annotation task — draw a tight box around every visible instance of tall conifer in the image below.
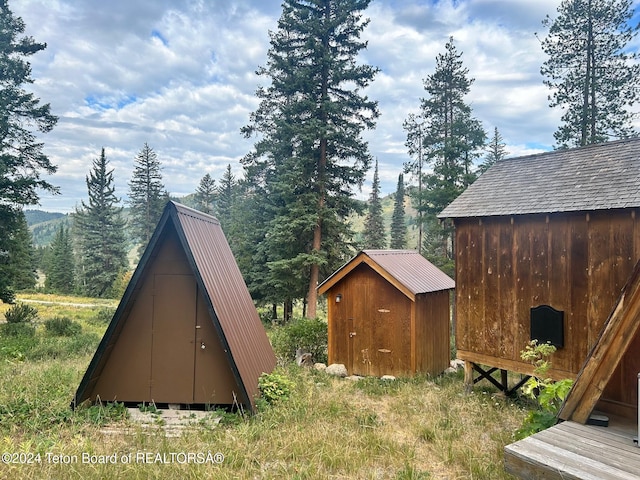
[0,1,57,301]
[128,143,165,254]
[390,174,407,249]
[242,0,379,317]
[363,159,386,249]
[74,148,128,298]
[541,0,640,148]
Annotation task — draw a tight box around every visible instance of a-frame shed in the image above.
[73,201,276,412]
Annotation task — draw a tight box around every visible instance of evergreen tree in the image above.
[363,159,386,249]
[194,173,216,215]
[216,164,237,229]
[479,127,508,173]
[6,212,36,291]
[242,0,379,318]
[0,0,57,302]
[74,148,128,297]
[540,0,640,148]
[390,173,407,249]
[128,143,165,254]
[45,224,75,294]
[405,37,485,269]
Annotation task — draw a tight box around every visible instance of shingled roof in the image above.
[438,137,640,219]
[318,250,455,300]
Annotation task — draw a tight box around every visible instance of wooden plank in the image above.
[483,219,499,358]
[555,422,639,454]
[505,434,640,480]
[569,214,589,374]
[536,425,640,473]
[498,217,515,360]
[456,349,576,381]
[513,217,532,362]
[548,215,571,373]
[455,221,471,353]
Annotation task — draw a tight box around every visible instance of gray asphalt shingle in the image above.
[438,137,640,219]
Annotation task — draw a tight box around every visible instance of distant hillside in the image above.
[24,209,65,227]
[25,210,71,247]
[349,193,420,251]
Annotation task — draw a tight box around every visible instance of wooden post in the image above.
[464,361,474,393]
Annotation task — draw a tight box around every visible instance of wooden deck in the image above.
[504,419,639,479]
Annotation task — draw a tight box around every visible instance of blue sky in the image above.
[12,0,640,213]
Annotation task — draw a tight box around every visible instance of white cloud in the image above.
[11,0,635,212]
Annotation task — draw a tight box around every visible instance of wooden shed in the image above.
[438,137,640,395]
[73,201,276,412]
[317,250,455,377]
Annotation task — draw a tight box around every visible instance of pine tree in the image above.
[45,225,75,294]
[363,159,386,249]
[390,173,407,249]
[0,0,57,302]
[540,0,640,148]
[405,36,485,269]
[195,173,216,215]
[216,164,237,229]
[74,148,128,298]
[242,0,379,318]
[128,143,165,254]
[479,127,508,173]
[6,212,36,291]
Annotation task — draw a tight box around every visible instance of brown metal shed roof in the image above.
[438,137,640,219]
[73,201,276,411]
[318,250,455,300]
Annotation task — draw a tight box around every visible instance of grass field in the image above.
[0,294,528,479]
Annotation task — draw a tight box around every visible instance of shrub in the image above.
[258,370,295,405]
[1,322,36,338]
[515,340,573,439]
[90,307,116,324]
[4,302,38,324]
[270,317,327,364]
[44,316,82,336]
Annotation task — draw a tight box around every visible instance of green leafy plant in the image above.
[258,370,294,405]
[270,317,327,364]
[44,316,82,337]
[515,340,573,439]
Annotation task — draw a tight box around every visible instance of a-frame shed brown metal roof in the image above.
[318,250,455,300]
[73,201,276,412]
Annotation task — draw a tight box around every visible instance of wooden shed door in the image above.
[350,282,370,376]
[151,274,197,403]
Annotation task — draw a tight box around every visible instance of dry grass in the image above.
[0,363,527,479]
[0,294,528,479]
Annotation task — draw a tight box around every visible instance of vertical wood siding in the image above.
[455,209,639,390]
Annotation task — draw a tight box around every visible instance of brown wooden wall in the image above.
[326,263,450,377]
[454,209,640,389]
[90,227,239,405]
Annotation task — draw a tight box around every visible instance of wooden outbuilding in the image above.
[438,137,640,393]
[504,257,640,479]
[73,201,276,412]
[317,250,455,377]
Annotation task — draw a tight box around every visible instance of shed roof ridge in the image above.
[171,201,221,225]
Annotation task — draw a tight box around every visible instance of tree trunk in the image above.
[306,1,330,319]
